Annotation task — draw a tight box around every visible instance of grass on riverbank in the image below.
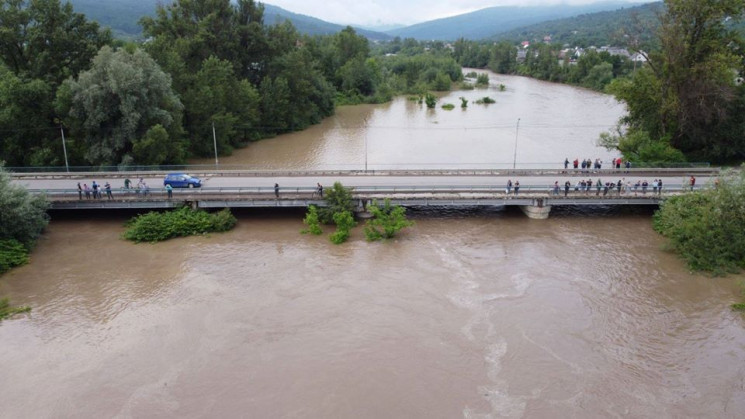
[123,207,237,243]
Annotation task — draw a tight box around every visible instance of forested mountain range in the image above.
[70,0,648,42]
[384,2,649,41]
[493,2,663,47]
[68,0,390,40]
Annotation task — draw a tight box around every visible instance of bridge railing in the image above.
[4,161,712,173]
[28,183,709,200]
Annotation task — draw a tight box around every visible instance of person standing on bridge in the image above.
[105,182,112,200]
[564,181,570,197]
[77,183,82,200]
[274,183,279,198]
[690,176,696,191]
[506,179,513,195]
[658,179,663,195]
[514,181,520,195]
[564,158,569,172]
[166,183,173,199]
[316,183,323,198]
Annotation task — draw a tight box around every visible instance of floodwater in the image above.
[1,210,743,417]
[194,73,626,170]
[2,74,744,418]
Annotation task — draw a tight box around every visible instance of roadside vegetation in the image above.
[123,207,237,243]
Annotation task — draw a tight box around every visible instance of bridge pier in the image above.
[520,198,551,219]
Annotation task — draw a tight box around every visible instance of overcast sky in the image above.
[264,0,657,27]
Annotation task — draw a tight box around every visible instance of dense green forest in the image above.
[0,0,463,167]
[1,0,743,167]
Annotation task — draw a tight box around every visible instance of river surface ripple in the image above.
[1,209,743,418]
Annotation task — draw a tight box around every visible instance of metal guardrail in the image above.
[5,162,712,173]
[9,167,722,179]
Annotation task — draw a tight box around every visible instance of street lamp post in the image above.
[364,118,368,172]
[212,121,219,169]
[59,124,69,172]
[512,118,520,170]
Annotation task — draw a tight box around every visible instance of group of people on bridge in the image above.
[564,157,630,172]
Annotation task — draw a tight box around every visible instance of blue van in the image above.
[163,173,202,188]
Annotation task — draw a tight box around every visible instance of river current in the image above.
[1,74,744,418]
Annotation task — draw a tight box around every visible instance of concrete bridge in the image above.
[12,168,717,219]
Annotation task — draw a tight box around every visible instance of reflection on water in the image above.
[193,73,626,170]
[1,212,743,417]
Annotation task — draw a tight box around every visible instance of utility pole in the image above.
[512,118,520,169]
[60,124,69,172]
[212,121,219,169]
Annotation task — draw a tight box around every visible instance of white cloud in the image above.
[263,0,655,26]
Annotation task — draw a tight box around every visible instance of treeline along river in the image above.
[1,74,744,417]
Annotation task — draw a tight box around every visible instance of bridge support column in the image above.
[520,198,551,219]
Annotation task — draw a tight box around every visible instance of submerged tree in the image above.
[364,199,414,241]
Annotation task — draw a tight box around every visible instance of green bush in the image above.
[653,168,745,274]
[0,297,31,321]
[364,199,414,241]
[301,205,323,235]
[441,103,455,110]
[123,207,237,243]
[330,211,356,244]
[475,97,496,104]
[425,93,437,109]
[319,182,355,224]
[475,73,490,86]
[460,97,468,108]
[0,164,50,249]
[0,239,30,275]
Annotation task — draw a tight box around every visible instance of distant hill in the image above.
[67,0,389,40]
[385,1,648,41]
[262,4,390,40]
[494,2,663,47]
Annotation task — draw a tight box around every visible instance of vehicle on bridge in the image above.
[164,173,202,188]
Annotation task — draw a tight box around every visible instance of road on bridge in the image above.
[11,171,717,192]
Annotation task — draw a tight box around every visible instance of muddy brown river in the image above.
[2,74,744,418]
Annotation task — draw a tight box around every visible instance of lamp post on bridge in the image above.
[364,118,368,172]
[55,119,69,173]
[512,118,520,170]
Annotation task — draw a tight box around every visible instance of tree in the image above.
[0,66,57,166]
[319,181,354,224]
[610,0,745,162]
[181,56,260,156]
[329,210,356,244]
[56,46,184,165]
[0,0,112,86]
[0,164,49,248]
[653,167,745,274]
[364,199,414,241]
